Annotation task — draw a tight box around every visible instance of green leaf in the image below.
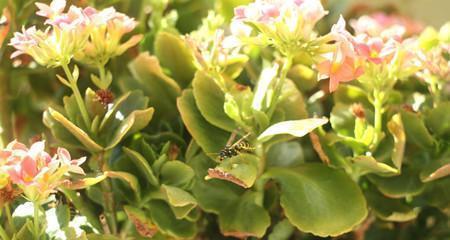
[43,110,85,149]
[401,111,435,149]
[268,219,295,240]
[160,161,195,188]
[419,177,450,208]
[105,171,140,194]
[333,85,370,106]
[425,101,450,137]
[127,52,181,121]
[224,93,244,124]
[187,153,270,237]
[288,64,318,92]
[421,163,450,182]
[266,141,304,167]
[46,108,103,152]
[368,167,425,198]
[123,147,159,187]
[258,118,328,142]
[123,205,158,238]
[177,90,229,154]
[265,164,367,237]
[155,31,196,88]
[330,103,355,137]
[222,54,249,79]
[148,200,197,238]
[105,108,154,150]
[365,186,419,222]
[62,174,107,190]
[387,114,405,170]
[192,71,236,131]
[278,80,308,120]
[218,191,270,238]
[207,153,259,188]
[98,92,131,132]
[351,156,399,176]
[55,204,70,228]
[161,185,197,219]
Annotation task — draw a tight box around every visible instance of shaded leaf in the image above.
[46,108,103,152]
[387,114,405,170]
[148,200,197,238]
[160,160,195,189]
[124,205,158,238]
[265,164,367,237]
[177,90,229,154]
[161,185,197,219]
[401,111,435,149]
[123,147,159,187]
[193,71,236,131]
[105,171,140,193]
[219,191,270,238]
[127,52,181,121]
[351,156,399,176]
[368,167,425,198]
[155,31,196,88]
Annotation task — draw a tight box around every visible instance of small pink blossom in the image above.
[0,140,86,202]
[35,0,66,19]
[57,148,86,175]
[316,16,364,92]
[354,36,397,64]
[231,0,327,50]
[350,13,424,40]
[9,26,39,59]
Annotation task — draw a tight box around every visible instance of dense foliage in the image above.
[0,0,449,239]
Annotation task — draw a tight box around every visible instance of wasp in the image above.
[217,133,254,161]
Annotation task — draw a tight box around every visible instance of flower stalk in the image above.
[61,64,91,128]
[33,201,40,240]
[267,55,293,119]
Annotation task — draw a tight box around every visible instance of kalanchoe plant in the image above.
[0,0,450,239]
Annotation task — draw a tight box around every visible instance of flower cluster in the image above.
[350,12,424,40]
[0,140,85,203]
[316,15,422,92]
[229,0,328,55]
[9,0,141,68]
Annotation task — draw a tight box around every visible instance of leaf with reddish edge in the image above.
[124,205,158,238]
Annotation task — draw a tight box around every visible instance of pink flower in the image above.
[35,0,66,19]
[0,140,86,202]
[354,36,397,64]
[57,148,86,175]
[350,13,424,40]
[9,26,39,59]
[44,5,90,30]
[316,16,364,92]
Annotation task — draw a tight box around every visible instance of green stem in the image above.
[371,91,385,151]
[97,151,118,235]
[373,93,383,134]
[5,204,15,233]
[33,202,40,240]
[267,55,293,119]
[0,224,9,240]
[61,64,91,128]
